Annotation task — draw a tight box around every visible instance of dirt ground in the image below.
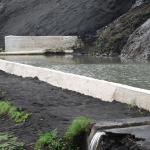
[0,70,149,149]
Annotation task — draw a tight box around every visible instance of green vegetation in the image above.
[64,116,92,141]
[0,132,25,150]
[0,101,30,124]
[35,129,64,150]
[35,116,92,150]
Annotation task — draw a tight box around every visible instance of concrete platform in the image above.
[0,49,73,55]
[0,51,44,55]
[5,36,82,52]
[94,117,150,130]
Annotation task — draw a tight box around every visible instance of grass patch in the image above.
[0,132,25,150]
[35,129,64,150]
[35,117,92,150]
[64,116,92,141]
[0,101,30,124]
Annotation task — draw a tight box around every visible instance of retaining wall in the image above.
[5,36,81,52]
[0,59,150,111]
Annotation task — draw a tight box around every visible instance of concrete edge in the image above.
[5,36,81,52]
[0,59,150,111]
[94,117,150,130]
[0,50,73,55]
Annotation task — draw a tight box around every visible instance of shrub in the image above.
[35,129,64,150]
[64,116,92,141]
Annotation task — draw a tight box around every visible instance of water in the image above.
[89,131,105,150]
[0,55,150,90]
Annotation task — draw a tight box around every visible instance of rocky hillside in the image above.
[0,0,149,61]
[95,2,150,58]
[0,0,135,48]
[121,19,150,61]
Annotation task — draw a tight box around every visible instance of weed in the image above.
[35,117,92,150]
[64,116,92,141]
[0,101,30,124]
[0,132,25,150]
[35,129,64,150]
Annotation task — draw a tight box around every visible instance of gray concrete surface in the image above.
[5,36,82,52]
[106,125,150,149]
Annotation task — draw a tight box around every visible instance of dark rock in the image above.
[121,19,150,61]
[132,0,149,8]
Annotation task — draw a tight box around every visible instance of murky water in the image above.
[0,55,150,90]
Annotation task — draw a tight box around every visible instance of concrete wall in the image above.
[5,36,81,52]
[0,59,150,111]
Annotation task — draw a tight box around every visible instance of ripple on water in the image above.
[0,55,150,90]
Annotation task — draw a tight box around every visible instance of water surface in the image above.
[0,55,150,90]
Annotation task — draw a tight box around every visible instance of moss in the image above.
[0,100,30,124]
[95,3,150,56]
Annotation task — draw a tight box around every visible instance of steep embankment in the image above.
[0,0,135,48]
[95,2,150,57]
[121,19,150,61]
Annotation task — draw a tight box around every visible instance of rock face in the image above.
[132,0,148,8]
[95,3,150,56]
[0,0,135,48]
[121,19,150,60]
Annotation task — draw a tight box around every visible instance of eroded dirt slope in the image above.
[0,0,135,48]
